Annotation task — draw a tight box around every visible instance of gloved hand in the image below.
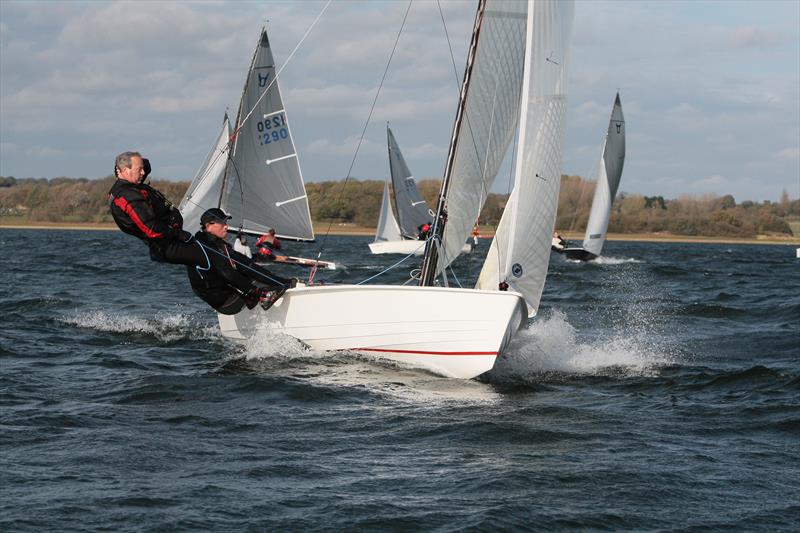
[244,286,267,309]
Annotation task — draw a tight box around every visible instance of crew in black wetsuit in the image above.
[187,208,295,315]
[108,151,204,265]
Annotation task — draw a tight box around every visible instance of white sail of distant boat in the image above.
[180,117,231,233]
[388,126,431,237]
[218,0,574,379]
[369,127,429,256]
[179,27,314,242]
[562,93,626,261]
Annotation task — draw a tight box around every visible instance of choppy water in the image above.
[1,229,799,530]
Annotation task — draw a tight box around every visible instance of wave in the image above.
[488,310,675,382]
[590,255,641,265]
[60,310,220,342]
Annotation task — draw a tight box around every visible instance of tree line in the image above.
[0,174,797,238]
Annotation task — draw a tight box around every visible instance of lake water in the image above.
[1,229,798,530]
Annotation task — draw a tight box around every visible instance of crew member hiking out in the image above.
[108,151,204,265]
[187,208,296,314]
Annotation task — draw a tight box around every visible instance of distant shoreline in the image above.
[1,222,797,246]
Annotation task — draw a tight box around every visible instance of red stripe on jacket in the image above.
[113,196,164,239]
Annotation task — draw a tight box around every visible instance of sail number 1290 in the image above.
[257,114,288,146]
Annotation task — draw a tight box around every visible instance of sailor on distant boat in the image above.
[418,223,431,240]
[187,208,295,314]
[256,228,282,251]
[233,233,252,259]
[109,151,203,265]
[551,231,567,252]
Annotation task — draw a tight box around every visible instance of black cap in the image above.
[200,208,232,225]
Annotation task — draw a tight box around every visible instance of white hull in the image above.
[218,285,527,379]
[369,239,426,256]
[368,240,473,256]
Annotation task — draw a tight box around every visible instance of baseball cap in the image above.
[200,208,232,225]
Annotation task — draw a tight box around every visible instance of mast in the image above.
[219,27,263,211]
[419,0,486,287]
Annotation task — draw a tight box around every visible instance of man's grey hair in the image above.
[115,151,142,172]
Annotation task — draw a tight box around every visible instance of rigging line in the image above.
[312,0,414,261]
[355,242,423,285]
[436,0,487,210]
[193,238,291,288]
[447,264,463,289]
[567,133,603,233]
[231,0,332,141]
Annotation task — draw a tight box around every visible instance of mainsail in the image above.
[421,0,529,283]
[581,92,626,257]
[476,0,574,316]
[373,179,403,243]
[218,28,314,241]
[387,126,430,238]
[179,116,231,233]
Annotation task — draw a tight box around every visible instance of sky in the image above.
[1,0,798,203]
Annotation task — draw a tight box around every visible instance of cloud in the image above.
[728,26,788,49]
[772,147,800,161]
[305,135,382,158]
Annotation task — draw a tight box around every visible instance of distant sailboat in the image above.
[369,126,431,256]
[562,92,626,261]
[179,27,314,243]
[218,0,574,379]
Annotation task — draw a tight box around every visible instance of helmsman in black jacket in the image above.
[109,151,291,313]
[187,208,294,315]
[108,151,204,265]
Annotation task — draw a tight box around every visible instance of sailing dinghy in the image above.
[218,0,574,379]
[179,28,335,267]
[562,93,626,261]
[369,126,473,256]
[369,126,432,256]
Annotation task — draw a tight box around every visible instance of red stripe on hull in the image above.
[355,347,497,357]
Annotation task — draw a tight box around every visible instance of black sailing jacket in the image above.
[187,231,271,310]
[108,179,184,244]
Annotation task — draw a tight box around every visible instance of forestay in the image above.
[476,0,574,317]
[179,117,231,233]
[582,93,626,257]
[435,0,529,275]
[387,127,430,238]
[222,29,314,241]
[373,179,403,243]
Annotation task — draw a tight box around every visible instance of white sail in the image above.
[387,127,430,237]
[222,29,314,241]
[582,93,626,257]
[476,0,574,317]
[430,0,529,277]
[179,116,231,233]
[373,179,403,243]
